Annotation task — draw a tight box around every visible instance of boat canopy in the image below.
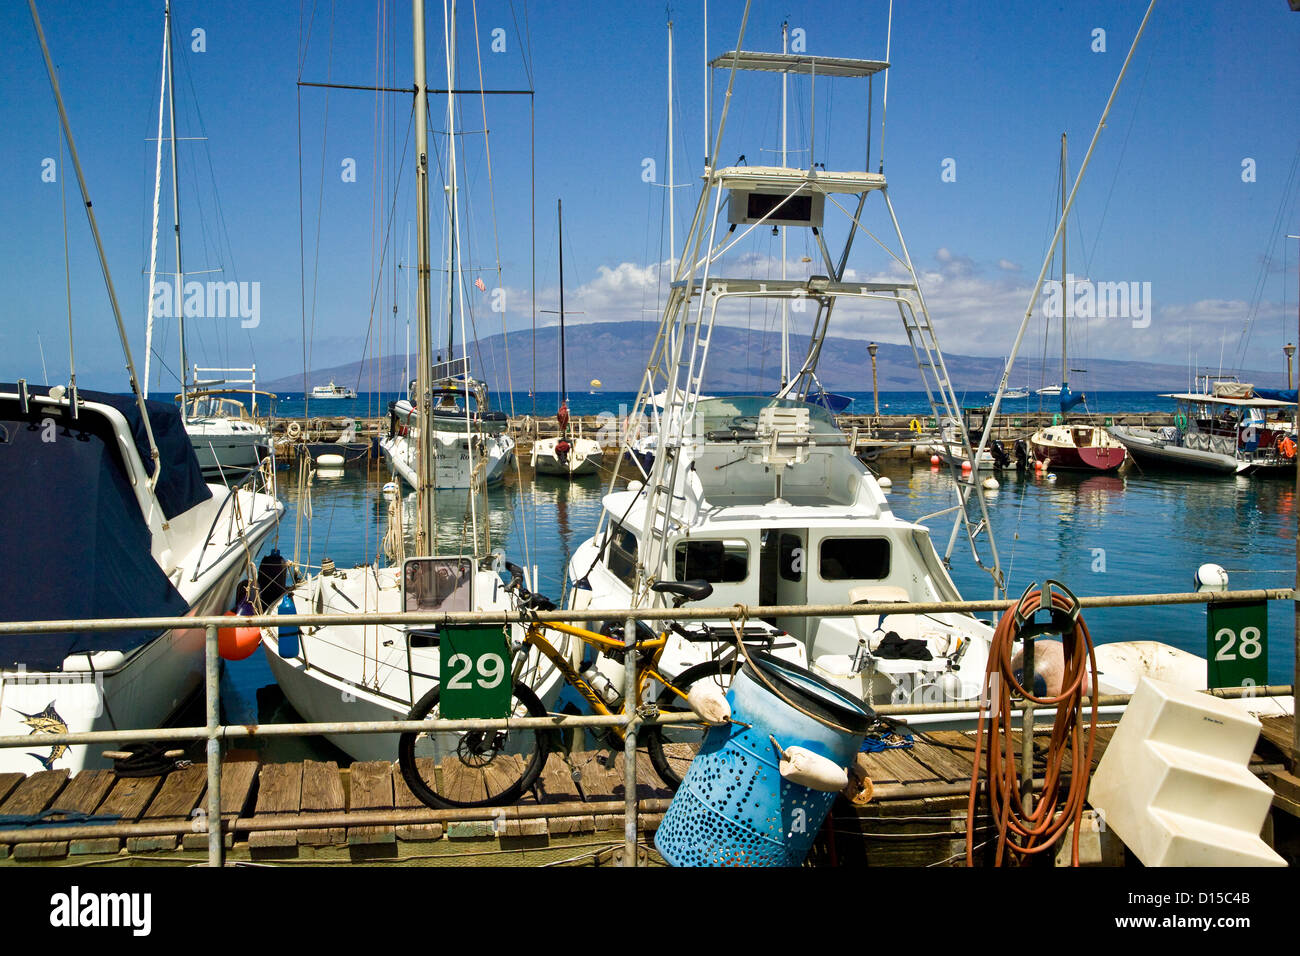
[0,387,194,669]
[1161,392,1295,409]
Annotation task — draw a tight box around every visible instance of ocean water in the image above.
[222,447,1297,762]
[267,389,1188,422]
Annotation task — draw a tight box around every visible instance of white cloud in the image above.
[501,251,1292,373]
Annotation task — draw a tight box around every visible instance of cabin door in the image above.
[761,529,808,642]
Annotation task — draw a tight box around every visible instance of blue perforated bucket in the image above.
[654,652,873,867]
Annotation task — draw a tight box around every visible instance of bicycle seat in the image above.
[651,580,714,605]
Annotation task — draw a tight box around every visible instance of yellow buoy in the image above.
[590,378,602,389]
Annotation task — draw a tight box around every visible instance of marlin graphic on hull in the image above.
[10,701,69,770]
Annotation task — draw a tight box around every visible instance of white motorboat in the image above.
[311,382,357,400]
[2,6,282,775]
[1109,381,1296,476]
[0,384,282,776]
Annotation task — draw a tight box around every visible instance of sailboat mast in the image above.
[779,20,789,389]
[144,9,168,399]
[1060,132,1068,390]
[413,0,436,554]
[558,198,566,404]
[166,0,188,408]
[445,3,457,363]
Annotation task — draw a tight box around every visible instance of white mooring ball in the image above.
[1195,563,1229,592]
[878,476,892,491]
[982,477,999,490]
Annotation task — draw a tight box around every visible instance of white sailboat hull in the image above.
[380,430,514,489]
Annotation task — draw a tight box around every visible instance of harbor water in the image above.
[221,391,1297,762]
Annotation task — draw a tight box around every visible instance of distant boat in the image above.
[998,386,1030,400]
[311,381,357,400]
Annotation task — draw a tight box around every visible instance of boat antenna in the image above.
[28,0,161,484]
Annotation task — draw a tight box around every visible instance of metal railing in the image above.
[0,586,1295,867]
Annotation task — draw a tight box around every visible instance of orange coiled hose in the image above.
[965,588,1099,866]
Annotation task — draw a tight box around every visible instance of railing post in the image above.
[622,614,638,866]
[205,623,223,867]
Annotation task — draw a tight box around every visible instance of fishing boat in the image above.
[1026,135,1127,473]
[262,0,559,762]
[565,24,1013,728]
[1109,380,1296,475]
[1,3,281,774]
[310,382,357,400]
[141,3,271,479]
[532,200,605,479]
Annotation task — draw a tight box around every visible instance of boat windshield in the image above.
[691,395,841,437]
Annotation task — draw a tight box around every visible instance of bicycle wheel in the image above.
[398,680,550,810]
[645,660,734,790]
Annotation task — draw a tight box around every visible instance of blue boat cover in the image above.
[1059,386,1086,414]
[0,386,200,670]
[1253,388,1297,404]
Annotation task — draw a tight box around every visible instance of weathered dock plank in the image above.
[0,773,25,805]
[298,760,346,846]
[346,761,395,850]
[73,773,164,855]
[181,758,259,851]
[249,762,303,854]
[393,759,443,842]
[13,769,115,861]
[126,764,207,853]
[535,754,590,834]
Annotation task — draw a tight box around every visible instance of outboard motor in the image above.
[989,439,1011,469]
[1013,438,1029,471]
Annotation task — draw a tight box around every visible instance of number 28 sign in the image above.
[1206,600,1268,690]
[438,625,512,718]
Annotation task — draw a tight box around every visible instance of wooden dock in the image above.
[2,716,1292,866]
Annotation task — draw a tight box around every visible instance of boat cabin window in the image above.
[673,538,749,583]
[607,524,639,588]
[403,557,473,612]
[819,538,890,581]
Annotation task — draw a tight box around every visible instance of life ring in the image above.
[1174,413,1188,430]
[286,420,302,439]
[1276,435,1296,459]
[908,418,922,434]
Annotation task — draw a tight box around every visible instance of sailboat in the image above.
[531,199,605,478]
[1028,134,1127,473]
[378,85,515,491]
[1,3,281,775]
[143,1,271,479]
[262,0,562,764]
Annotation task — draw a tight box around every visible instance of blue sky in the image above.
[3,0,1299,392]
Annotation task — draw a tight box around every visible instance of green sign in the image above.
[1207,600,1268,690]
[438,625,512,719]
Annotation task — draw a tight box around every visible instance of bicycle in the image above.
[397,562,774,810]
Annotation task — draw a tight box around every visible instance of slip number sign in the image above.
[1206,600,1267,690]
[438,624,512,718]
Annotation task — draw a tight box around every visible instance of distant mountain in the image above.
[262,320,1286,394]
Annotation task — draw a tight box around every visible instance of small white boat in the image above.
[311,381,357,400]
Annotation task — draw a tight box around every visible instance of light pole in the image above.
[1285,343,1295,390]
[867,342,880,417]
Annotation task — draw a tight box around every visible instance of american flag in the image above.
[474,277,487,292]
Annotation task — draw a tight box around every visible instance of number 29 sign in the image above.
[1206,600,1268,690]
[439,625,512,718]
